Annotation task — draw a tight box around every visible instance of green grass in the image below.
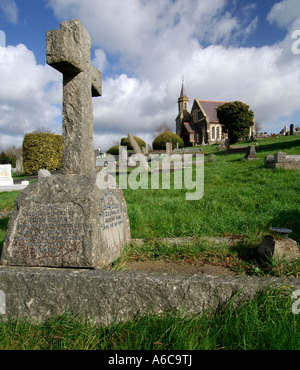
[123,136,300,242]
[0,135,299,349]
[0,288,298,350]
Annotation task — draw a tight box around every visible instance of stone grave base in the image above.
[0,266,299,326]
[1,172,130,268]
[258,236,300,261]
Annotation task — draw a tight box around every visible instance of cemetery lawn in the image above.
[0,135,300,276]
[0,135,299,350]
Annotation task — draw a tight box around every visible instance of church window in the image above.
[212,126,215,140]
[216,126,220,140]
[190,133,194,141]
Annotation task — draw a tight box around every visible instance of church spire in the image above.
[180,76,187,98]
[178,77,189,114]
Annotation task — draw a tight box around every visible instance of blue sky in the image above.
[0,0,300,150]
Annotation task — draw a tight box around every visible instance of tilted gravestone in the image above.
[128,133,150,172]
[1,20,130,268]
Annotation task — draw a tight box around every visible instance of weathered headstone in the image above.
[166,142,172,156]
[290,124,294,136]
[0,165,13,186]
[46,19,101,175]
[15,157,23,173]
[1,20,130,268]
[128,134,150,172]
[38,169,51,180]
[244,145,258,160]
[258,233,300,261]
[225,138,230,153]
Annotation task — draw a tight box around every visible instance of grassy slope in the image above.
[125,136,300,241]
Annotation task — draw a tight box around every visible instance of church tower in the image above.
[178,78,189,114]
[176,78,189,136]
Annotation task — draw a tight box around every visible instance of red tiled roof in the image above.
[198,100,227,123]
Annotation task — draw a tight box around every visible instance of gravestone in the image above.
[244,145,258,160]
[290,124,294,136]
[128,134,150,172]
[225,138,230,153]
[15,157,23,173]
[166,142,172,156]
[1,20,130,268]
[38,169,51,180]
[0,165,13,186]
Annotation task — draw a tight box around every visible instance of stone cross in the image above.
[46,19,101,175]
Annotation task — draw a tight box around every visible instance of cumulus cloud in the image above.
[0,0,18,24]
[0,44,62,148]
[1,0,300,150]
[45,0,300,147]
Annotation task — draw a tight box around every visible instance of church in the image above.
[175,81,256,146]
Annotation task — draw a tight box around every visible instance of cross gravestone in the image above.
[1,20,130,268]
[46,19,101,175]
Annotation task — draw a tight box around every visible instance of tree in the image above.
[152,122,172,140]
[217,101,254,144]
[152,132,184,150]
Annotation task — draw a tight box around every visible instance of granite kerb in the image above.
[0,266,298,326]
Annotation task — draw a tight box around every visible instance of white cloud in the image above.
[42,0,300,150]
[0,44,62,149]
[1,0,300,151]
[267,0,300,29]
[0,0,18,24]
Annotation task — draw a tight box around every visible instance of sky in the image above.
[0,0,300,151]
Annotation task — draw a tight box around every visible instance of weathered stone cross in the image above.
[46,19,101,175]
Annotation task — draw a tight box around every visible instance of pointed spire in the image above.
[180,76,187,97]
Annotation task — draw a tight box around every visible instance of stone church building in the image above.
[175,81,255,146]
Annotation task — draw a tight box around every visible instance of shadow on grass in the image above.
[256,137,300,153]
[270,209,300,243]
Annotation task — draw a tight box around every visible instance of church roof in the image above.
[183,122,201,133]
[197,100,227,123]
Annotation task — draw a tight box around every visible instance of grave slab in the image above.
[0,266,299,326]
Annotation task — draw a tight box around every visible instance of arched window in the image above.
[216,126,220,140]
[211,126,215,140]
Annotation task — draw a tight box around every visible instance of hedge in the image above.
[23,133,62,175]
[120,136,146,150]
[106,146,120,156]
[152,132,184,150]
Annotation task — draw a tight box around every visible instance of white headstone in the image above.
[0,164,13,186]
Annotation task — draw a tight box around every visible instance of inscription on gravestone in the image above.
[10,204,84,265]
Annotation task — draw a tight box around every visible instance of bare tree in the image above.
[152,122,172,140]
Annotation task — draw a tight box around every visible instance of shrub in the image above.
[120,136,146,150]
[23,133,62,175]
[106,146,120,156]
[152,132,184,150]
